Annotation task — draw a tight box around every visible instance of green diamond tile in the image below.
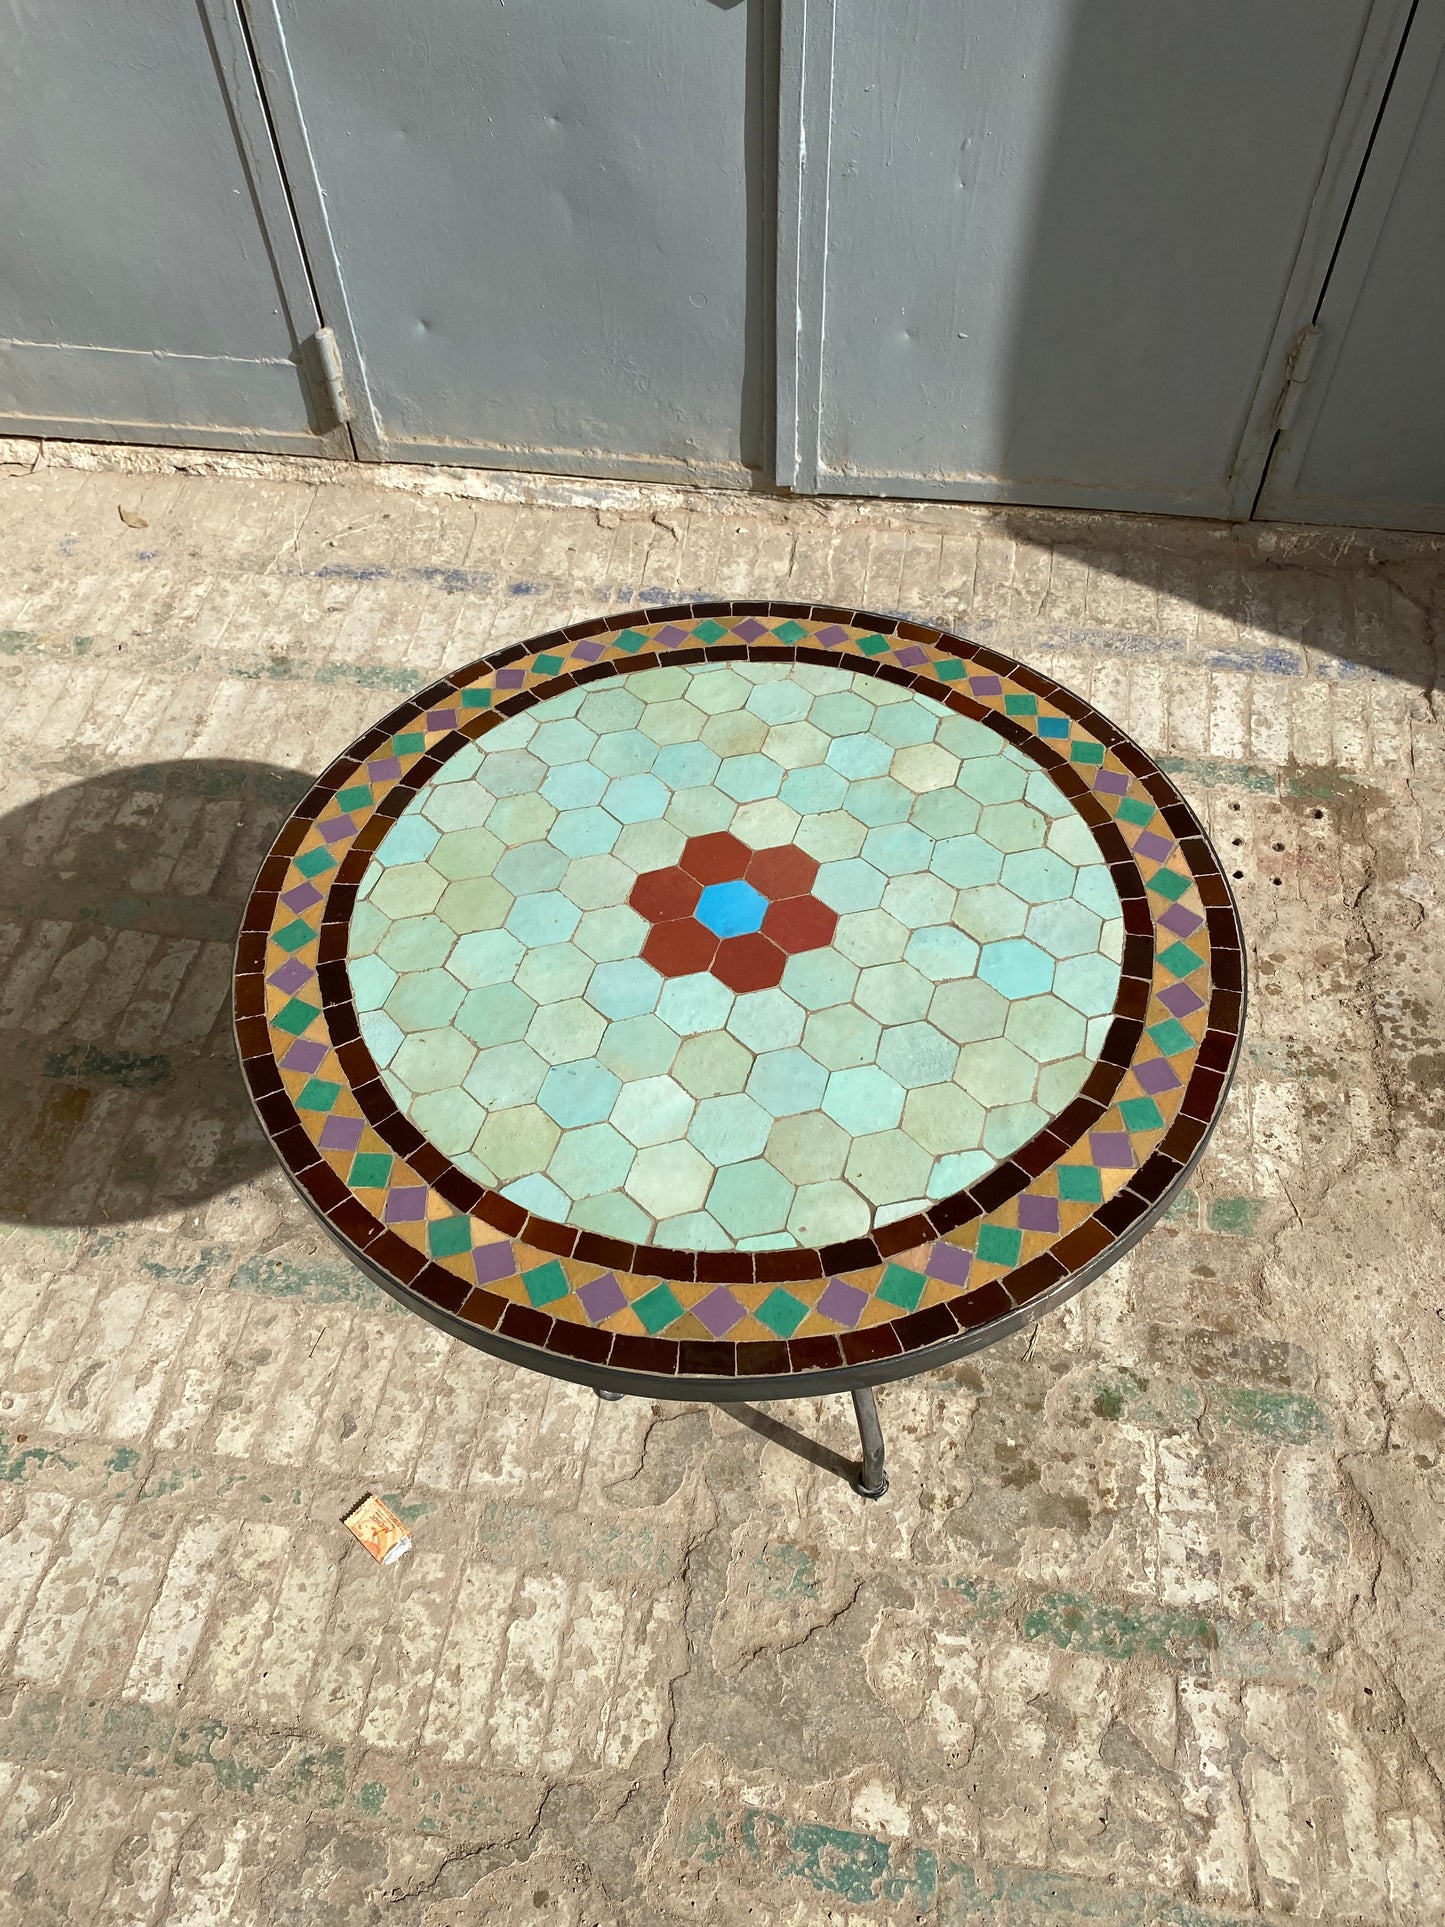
[857,633,890,655]
[534,653,564,675]
[1148,867,1192,902]
[935,658,967,680]
[1158,940,1204,978]
[1119,1095,1166,1131]
[692,619,727,643]
[522,1260,571,1308]
[1117,796,1156,827]
[1069,741,1105,765]
[295,1077,341,1113]
[755,1287,808,1337]
[273,919,316,954]
[338,784,373,812]
[394,731,426,755]
[976,1223,1023,1268]
[296,847,337,879]
[616,628,649,652]
[876,1264,926,1312]
[633,1282,684,1333]
[349,1151,394,1189]
[1147,1017,1195,1056]
[1057,1164,1103,1204]
[1004,694,1037,716]
[772,619,807,643]
[428,1215,473,1258]
[273,997,322,1036]
[461,688,492,709]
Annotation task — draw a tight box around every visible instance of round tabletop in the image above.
[236,604,1244,1398]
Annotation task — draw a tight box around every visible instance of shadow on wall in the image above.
[0,758,312,1227]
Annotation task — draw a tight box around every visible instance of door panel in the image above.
[1258,13,1445,532]
[789,0,1391,516]
[255,0,771,482]
[0,0,339,453]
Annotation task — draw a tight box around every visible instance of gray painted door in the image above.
[1257,11,1445,533]
[0,0,343,455]
[778,0,1407,519]
[245,0,772,483]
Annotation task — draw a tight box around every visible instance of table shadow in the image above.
[0,758,312,1226]
[714,1400,862,1489]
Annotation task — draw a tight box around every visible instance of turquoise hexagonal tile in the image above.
[715,754,782,803]
[447,927,524,989]
[1004,993,1088,1062]
[610,1074,695,1148]
[1000,847,1077,903]
[814,858,886,914]
[540,760,608,811]
[571,1191,653,1242]
[690,1093,772,1165]
[746,679,812,726]
[549,807,622,858]
[780,948,859,1011]
[501,1173,572,1220]
[780,764,848,815]
[526,997,606,1066]
[462,1041,548,1109]
[536,1057,622,1128]
[1074,863,1122,918]
[390,1026,477,1095]
[855,961,931,1025]
[349,953,397,1012]
[358,1008,403,1068]
[861,822,932,875]
[505,891,582,948]
[494,839,568,894]
[802,1002,881,1071]
[826,732,892,780]
[579,686,644,731]
[707,1159,794,1238]
[654,1209,730,1249]
[809,688,875,735]
[384,967,466,1033]
[727,988,805,1053]
[376,913,455,972]
[876,1021,958,1087]
[1025,897,1105,958]
[664,786,736,838]
[374,814,440,865]
[927,1148,994,1197]
[477,749,545,797]
[903,923,979,980]
[597,1014,681,1081]
[547,1121,635,1199]
[514,942,592,1004]
[591,729,658,778]
[585,957,663,1021]
[846,776,912,826]
[955,755,1028,805]
[1053,950,1122,1017]
[603,772,671,823]
[530,718,597,766]
[653,741,721,789]
[978,938,1055,998]
[822,1065,904,1133]
[930,835,1004,891]
[746,1048,828,1117]
[455,980,536,1046]
[874,699,941,748]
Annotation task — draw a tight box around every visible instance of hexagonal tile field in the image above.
[347,660,1124,1252]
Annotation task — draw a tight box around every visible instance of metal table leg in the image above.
[595,1388,624,1402]
[851,1387,888,1499]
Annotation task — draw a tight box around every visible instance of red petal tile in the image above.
[746,844,819,900]
[642,918,719,978]
[762,894,837,955]
[681,831,750,885]
[630,866,702,923]
[712,933,786,992]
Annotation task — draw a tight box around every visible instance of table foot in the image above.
[595,1388,624,1402]
[851,1387,888,1499]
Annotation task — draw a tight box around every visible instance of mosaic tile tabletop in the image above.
[236,604,1244,1394]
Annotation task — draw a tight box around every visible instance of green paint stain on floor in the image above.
[0,1433,75,1483]
[1207,1195,1266,1235]
[1212,1385,1328,1444]
[231,1252,395,1311]
[1022,1594,1214,1662]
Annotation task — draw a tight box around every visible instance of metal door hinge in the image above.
[1274,324,1321,432]
[302,327,351,429]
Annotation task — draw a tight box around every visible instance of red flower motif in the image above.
[630,835,836,991]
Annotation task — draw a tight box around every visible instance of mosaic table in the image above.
[236,603,1244,1498]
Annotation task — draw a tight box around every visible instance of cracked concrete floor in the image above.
[1,437,1444,1925]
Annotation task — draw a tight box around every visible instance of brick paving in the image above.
[0,437,1443,1923]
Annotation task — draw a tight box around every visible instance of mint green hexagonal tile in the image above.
[766,1111,849,1184]
[446,927,523,990]
[707,1160,794,1238]
[1025,897,1104,959]
[349,953,397,1012]
[955,755,1028,805]
[746,679,811,726]
[626,1139,713,1217]
[875,697,941,748]
[1045,811,1103,865]
[877,1021,958,1087]
[983,1101,1049,1159]
[495,842,569,901]
[638,699,707,748]
[514,942,593,1004]
[1037,1055,1093,1113]
[574,905,648,962]
[489,795,557,847]
[930,835,1004,890]
[541,760,608,811]
[891,743,960,795]
[846,776,911,827]
[571,1191,653,1242]
[598,1014,681,1081]
[764,720,828,769]
[385,967,466,1033]
[370,863,446,919]
[953,885,1028,944]
[727,987,805,1054]
[929,977,1009,1043]
[657,972,734,1037]
[410,1085,487,1159]
[611,1074,695,1148]
[978,802,1048,854]
[653,741,720,789]
[882,872,956,932]
[1000,847,1076,904]
[910,787,982,840]
[810,690,875,736]
[358,1008,403,1069]
[700,708,766,758]
[978,938,1054,998]
[1025,768,1074,818]
[376,914,456,974]
[733,798,801,851]
[802,1002,881,1071]
[845,1129,932,1206]
[430,829,507,883]
[526,997,606,1067]
[536,1057,621,1128]
[420,780,496,832]
[478,750,545,797]
[455,980,537,1046]
[390,1025,477,1095]
[672,1030,752,1099]
[591,729,657,778]
[559,855,632,912]
[375,814,440,866]
[746,1048,828,1117]
[835,909,907,967]
[715,754,782,804]
[1052,951,1121,1017]
[856,961,931,1025]
[473,1104,561,1185]
[550,807,622,859]
[612,819,684,873]
[796,811,867,863]
[585,958,663,1021]
[903,924,979,981]
[955,1036,1038,1107]
[665,786,736,838]
[826,732,892,779]
[690,1093,772,1164]
[780,764,848,815]
[815,858,885,914]
[579,686,644,732]
[505,891,582,948]
[823,1064,904,1133]
[347,897,390,957]
[788,1180,870,1245]
[1004,993,1087,1063]
[687,665,750,715]
[901,1081,986,1156]
[1074,863,1122,919]
[531,718,596,766]
[654,1209,730,1249]
[861,822,932,877]
[781,948,859,1012]
[463,1041,547,1109]
[436,875,514,935]
[547,1122,635,1200]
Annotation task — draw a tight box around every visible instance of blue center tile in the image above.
[695,878,768,939]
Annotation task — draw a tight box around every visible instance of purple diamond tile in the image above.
[473,1239,517,1287]
[1017,1194,1060,1234]
[1159,902,1204,939]
[1090,1131,1136,1169]
[733,618,767,642]
[1093,769,1129,796]
[495,668,526,689]
[319,1115,365,1152]
[578,1270,627,1323]
[283,1037,328,1074]
[1135,830,1176,863]
[571,639,605,661]
[320,813,357,844]
[654,624,687,650]
[268,957,314,994]
[384,1186,428,1223]
[924,1243,972,1288]
[970,674,1002,696]
[814,624,848,648]
[1136,1057,1182,1095]
[426,706,459,731]
[894,645,927,667]
[1159,981,1205,1018]
[817,1278,867,1327]
[368,755,402,781]
[282,880,323,913]
[694,1286,746,1337]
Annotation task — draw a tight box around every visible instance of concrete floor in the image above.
[1,436,1443,1926]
